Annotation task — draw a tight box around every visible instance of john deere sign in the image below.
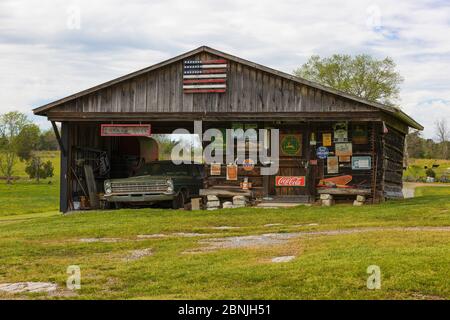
[280,134,302,156]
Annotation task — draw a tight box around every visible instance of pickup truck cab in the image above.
[104,161,204,208]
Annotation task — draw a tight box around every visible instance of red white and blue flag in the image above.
[183,59,227,93]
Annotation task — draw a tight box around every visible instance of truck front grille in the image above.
[111,181,168,194]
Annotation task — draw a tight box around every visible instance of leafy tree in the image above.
[25,156,54,183]
[425,168,436,178]
[15,124,40,161]
[294,54,403,106]
[39,128,59,150]
[0,111,30,183]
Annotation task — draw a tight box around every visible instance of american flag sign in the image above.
[183,59,227,93]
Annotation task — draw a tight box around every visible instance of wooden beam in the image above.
[51,121,66,157]
[46,111,385,123]
[59,122,69,213]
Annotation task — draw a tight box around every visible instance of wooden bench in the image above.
[317,188,371,206]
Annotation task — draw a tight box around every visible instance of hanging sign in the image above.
[316,146,329,159]
[352,124,368,144]
[275,176,305,187]
[327,156,339,174]
[280,134,302,156]
[226,163,238,180]
[310,132,317,146]
[352,156,372,170]
[335,142,353,157]
[322,133,332,147]
[210,163,221,176]
[100,124,151,137]
[242,159,255,171]
[333,122,348,142]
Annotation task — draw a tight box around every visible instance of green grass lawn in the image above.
[414,186,450,197]
[0,184,449,299]
[404,158,450,180]
[0,151,59,216]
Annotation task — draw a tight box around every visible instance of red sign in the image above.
[100,124,151,137]
[275,176,306,187]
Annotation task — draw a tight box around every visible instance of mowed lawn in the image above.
[0,151,59,216]
[0,182,449,299]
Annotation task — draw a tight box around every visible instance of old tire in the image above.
[172,191,186,209]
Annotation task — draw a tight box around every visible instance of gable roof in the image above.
[32,46,423,130]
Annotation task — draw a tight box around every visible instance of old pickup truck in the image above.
[104,161,204,208]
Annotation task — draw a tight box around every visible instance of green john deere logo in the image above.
[281,135,301,156]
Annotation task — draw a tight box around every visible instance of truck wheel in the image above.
[172,191,186,209]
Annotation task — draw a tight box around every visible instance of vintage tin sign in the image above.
[333,122,348,142]
[100,124,151,137]
[226,163,238,180]
[327,156,339,174]
[210,163,221,176]
[280,134,302,156]
[335,142,353,157]
[275,176,305,187]
[316,146,329,159]
[242,159,255,171]
[322,133,332,147]
[352,156,372,170]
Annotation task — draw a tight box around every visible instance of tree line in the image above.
[406,120,449,160]
[0,111,58,183]
[295,54,449,160]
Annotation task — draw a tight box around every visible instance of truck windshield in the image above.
[134,163,191,176]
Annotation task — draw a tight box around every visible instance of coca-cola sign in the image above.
[275,176,305,187]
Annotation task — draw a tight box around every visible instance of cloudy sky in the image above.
[0,0,449,138]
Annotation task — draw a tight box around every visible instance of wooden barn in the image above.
[33,46,423,212]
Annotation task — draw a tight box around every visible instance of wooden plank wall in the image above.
[50,52,376,115]
[381,125,406,199]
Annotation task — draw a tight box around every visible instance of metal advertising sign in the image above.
[316,146,329,159]
[275,176,305,187]
[280,134,302,156]
[352,156,372,170]
[100,124,151,137]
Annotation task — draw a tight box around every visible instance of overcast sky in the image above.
[0,0,449,138]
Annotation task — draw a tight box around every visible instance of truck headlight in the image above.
[167,179,174,193]
[104,181,112,194]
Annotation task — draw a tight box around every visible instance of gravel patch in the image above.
[124,248,153,262]
[173,232,207,237]
[79,238,122,243]
[137,234,168,239]
[0,282,57,294]
[271,256,296,263]
[208,226,241,230]
[185,226,450,253]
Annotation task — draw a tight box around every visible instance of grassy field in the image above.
[0,153,449,299]
[0,151,59,216]
[404,158,450,180]
[0,183,449,299]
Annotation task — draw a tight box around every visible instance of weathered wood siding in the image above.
[381,126,405,199]
[49,52,376,115]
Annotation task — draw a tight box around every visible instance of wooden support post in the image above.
[59,122,69,213]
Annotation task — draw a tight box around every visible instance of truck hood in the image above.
[106,175,169,183]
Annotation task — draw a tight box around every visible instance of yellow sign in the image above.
[322,133,332,147]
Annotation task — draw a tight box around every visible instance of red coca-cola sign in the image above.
[275,176,305,187]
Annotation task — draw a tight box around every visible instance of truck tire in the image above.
[172,190,186,209]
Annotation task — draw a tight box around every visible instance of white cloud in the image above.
[0,0,449,138]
